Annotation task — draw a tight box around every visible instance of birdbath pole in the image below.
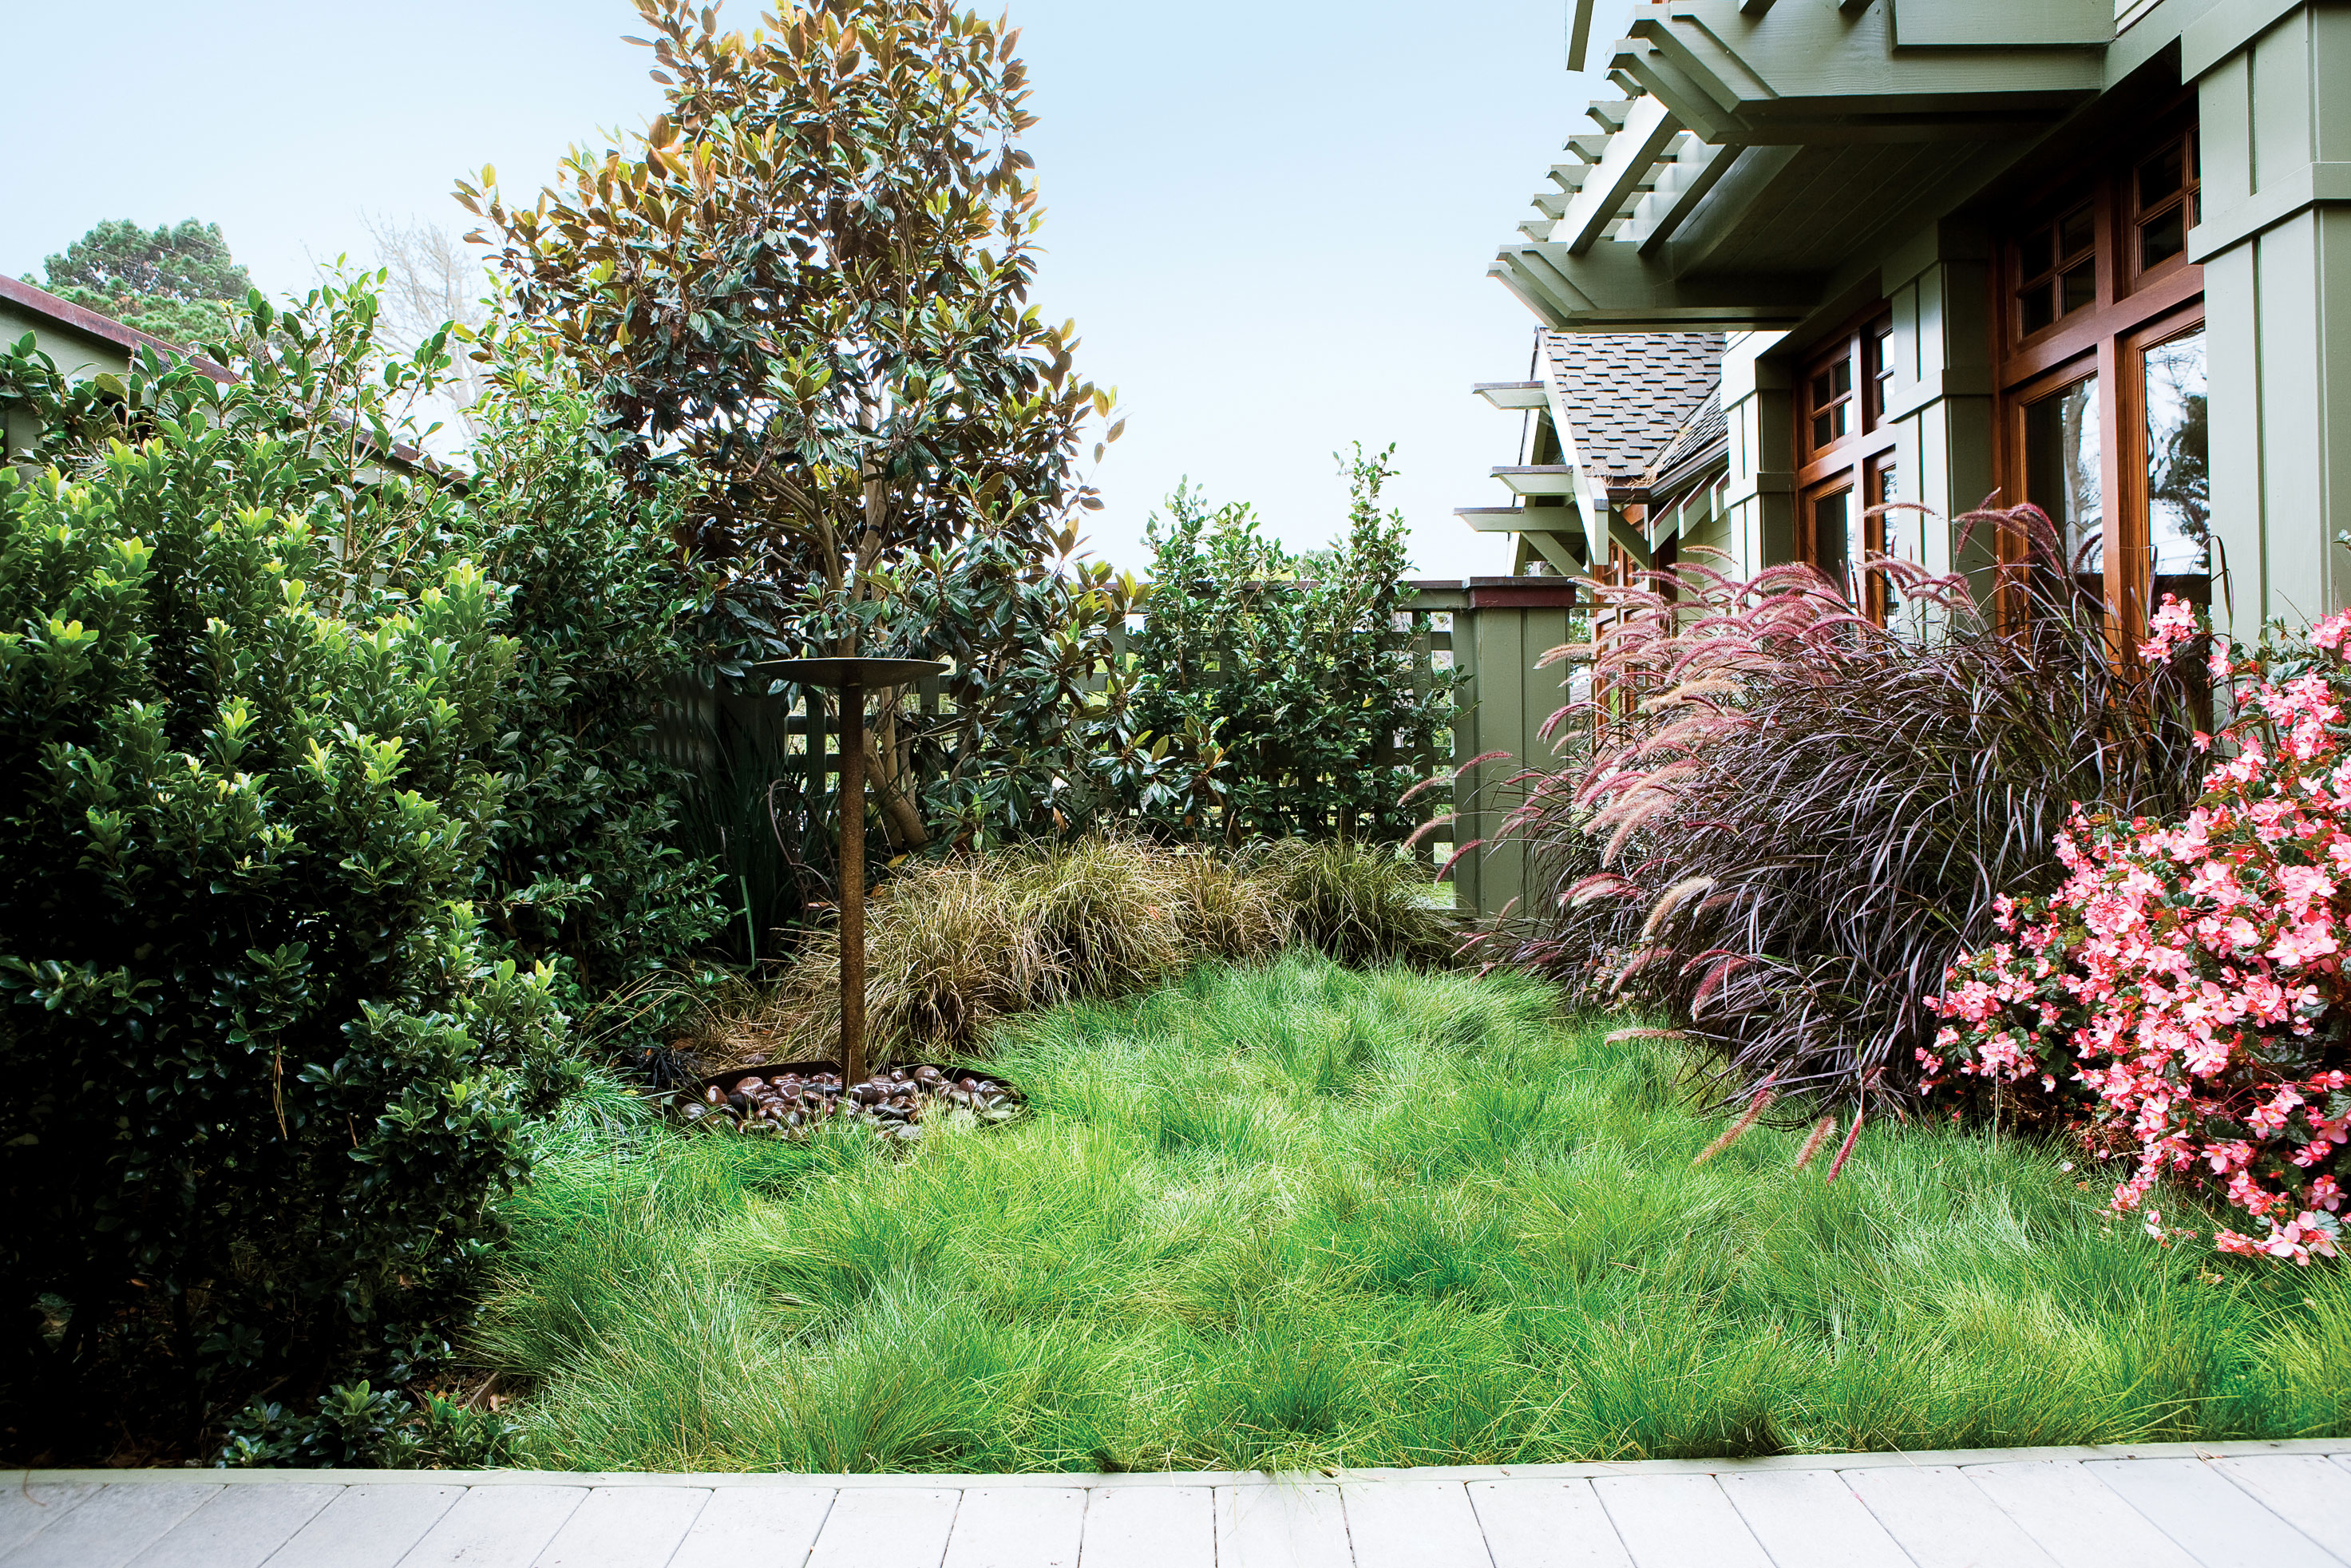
[759,657,946,1089]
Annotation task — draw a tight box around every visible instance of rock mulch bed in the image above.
[684,1061,1019,1141]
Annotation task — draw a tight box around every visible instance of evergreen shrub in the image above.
[0,319,571,1454]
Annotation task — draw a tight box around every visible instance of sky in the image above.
[2,2,1632,579]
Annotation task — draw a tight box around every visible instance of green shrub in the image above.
[0,313,572,1457]
[454,346,730,997]
[219,1382,528,1470]
[1123,446,1458,845]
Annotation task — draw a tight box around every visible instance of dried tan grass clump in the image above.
[695,835,1300,1069]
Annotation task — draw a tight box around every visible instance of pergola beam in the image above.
[1494,465,1581,497]
[1474,381,1549,410]
[1558,94,1682,255]
[1568,0,1597,71]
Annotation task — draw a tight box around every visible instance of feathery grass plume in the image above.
[1475,510,2206,1119]
[1792,1114,1838,1172]
[1825,1110,1866,1182]
[1692,1089,1775,1166]
[1604,1028,1686,1046]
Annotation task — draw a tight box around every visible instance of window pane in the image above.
[2021,226,2053,280]
[2022,283,2056,335]
[2145,327,2210,613]
[2058,204,2095,258]
[1873,462,1910,624]
[1830,358,1852,398]
[2137,144,2183,207]
[2024,375,2104,610]
[1876,462,1906,551]
[2061,262,2096,315]
[1813,403,1846,448]
[2140,208,2185,269]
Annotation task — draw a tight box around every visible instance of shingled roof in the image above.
[1641,387,1727,497]
[1542,331,1724,492]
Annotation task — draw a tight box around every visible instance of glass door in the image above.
[1803,481,1859,603]
[2021,372,2104,613]
[2140,323,2209,618]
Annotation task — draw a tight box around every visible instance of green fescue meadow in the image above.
[481,954,2351,1472]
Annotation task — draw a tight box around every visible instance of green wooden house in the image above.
[1478,0,2345,644]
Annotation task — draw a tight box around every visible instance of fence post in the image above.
[1444,577,1579,923]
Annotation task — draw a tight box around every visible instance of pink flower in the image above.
[2142,596,2203,659]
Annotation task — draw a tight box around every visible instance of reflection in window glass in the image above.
[2146,327,2210,613]
[1876,465,1910,564]
[1814,487,1854,599]
[2058,204,2095,256]
[2024,376,2103,608]
[1871,461,1912,625]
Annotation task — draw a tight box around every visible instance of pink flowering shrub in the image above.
[1930,598,2351,1263]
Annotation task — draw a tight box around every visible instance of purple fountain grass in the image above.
[1472,508,2205,1119]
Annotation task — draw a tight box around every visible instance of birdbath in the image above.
[759,656,947,1091]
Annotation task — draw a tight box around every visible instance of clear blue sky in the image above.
[2,2,1629,578]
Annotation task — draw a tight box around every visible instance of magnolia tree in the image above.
[1931,599,2351,1263]
[459,0,1116,658]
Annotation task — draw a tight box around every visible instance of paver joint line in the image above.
[17,1443,2351,1568]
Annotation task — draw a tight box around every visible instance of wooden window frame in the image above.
[1992,96,2204,652]
[1796,309,1899,618]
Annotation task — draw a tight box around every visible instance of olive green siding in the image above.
[0,298,135,470]
[2193,2,2351,634]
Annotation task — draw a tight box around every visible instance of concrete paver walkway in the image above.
[7,1440,2350,1568]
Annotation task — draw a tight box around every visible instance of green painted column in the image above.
[1878,219,2001,591]
[1447,578,1580,922]
[2191,2,2351,636]
[1721,330,1798,574]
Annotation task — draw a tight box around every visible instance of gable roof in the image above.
[1542,331,1723,492]
[0,273,235,382]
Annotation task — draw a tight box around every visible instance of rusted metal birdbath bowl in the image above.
[757,656,948,1091]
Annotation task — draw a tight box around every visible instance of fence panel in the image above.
[658,577,1581,924]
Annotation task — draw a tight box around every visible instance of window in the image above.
[1798,311,1902,620]
[1994,100,2204,647]
[2015,202,2097,337]
[2131,130,2200,279]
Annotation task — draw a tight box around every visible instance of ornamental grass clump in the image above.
[1471,510,2203,1117]
[1241,835,1458,969]
[692,836,1450,1067]
[709,837,1288,1064]
[1932,598,2351,1263]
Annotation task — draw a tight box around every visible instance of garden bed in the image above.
[479,954,2351,1473]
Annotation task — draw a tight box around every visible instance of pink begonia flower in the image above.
[2274,865,2336,914]
[2266,920,2339,970]
[2140,595,2201,659]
